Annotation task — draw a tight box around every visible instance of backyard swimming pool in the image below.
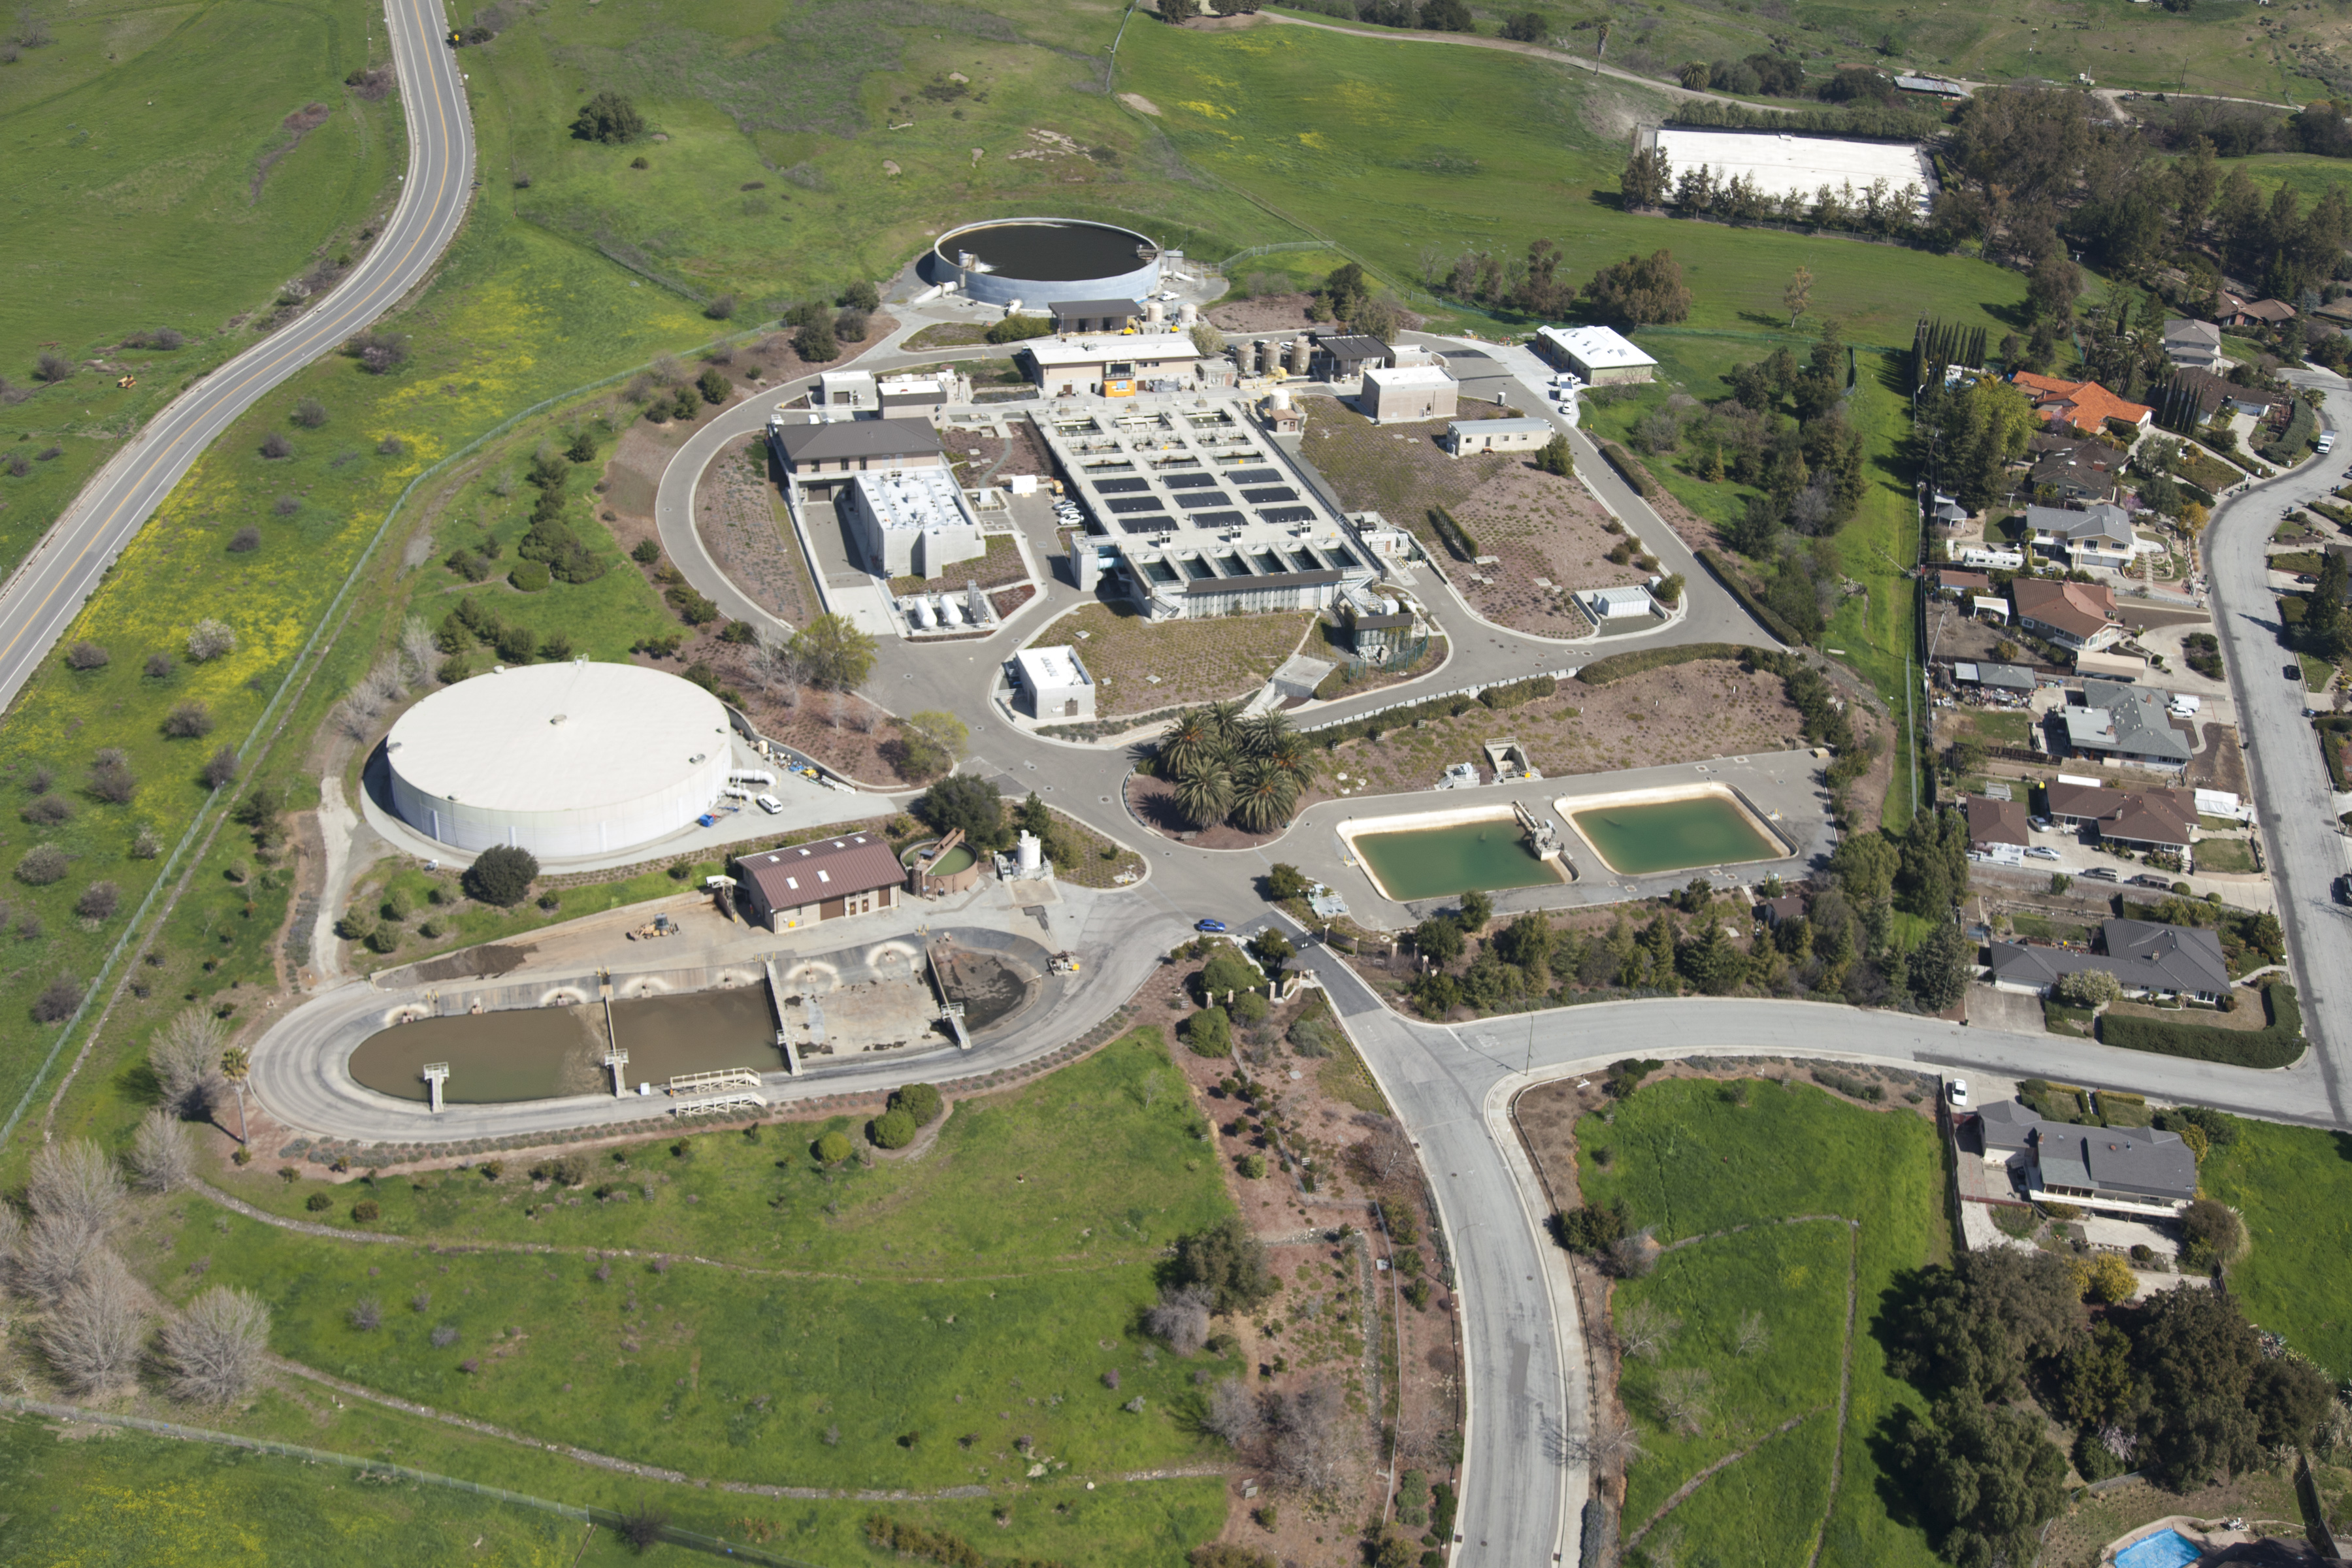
[2112,1529,2202,1568]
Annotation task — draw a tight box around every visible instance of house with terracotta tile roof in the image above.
[2011,578,2123,652]
[2009,372,2156,435]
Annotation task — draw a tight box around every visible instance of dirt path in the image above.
[1805,1218,1865,1568]
[1621,1409,1821,1550]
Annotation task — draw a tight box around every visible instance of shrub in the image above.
[17,844,69,885]
[509,559,551,592]
[1186,1005,1233,1057]
[291,397,329,428]
[65,642,109,670]
[1237,1153,1267,1179]
[705,294,737,321]
[815,1130,853,1164]
[463,844,539,906]
[351,1200,380,1222]
[163,700,214,738]
[74,882,119,921]
[35,351,73,383]
[889,1083,943,1126]
[186,619,237,662]
[22,793,73,825]
[306,1192,333,1212]
[259,431,292,460]
[1576,641,1761,686]
[31,973,82,1023]
[228,525,262,553]
[201,747,240,790]
[631,538,661,564]
[870,1108,918,1149]
[572,90,645,144]
[984,314,1054,344]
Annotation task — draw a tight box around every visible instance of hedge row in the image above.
[1429,504,1480,563]
[1575,642,1761,686]
[1597,441,1658,499]
[1478,674,1557,710]
[2097,983,2305,1069]
[2315,715,2352,791]
[1696,547,1805,645]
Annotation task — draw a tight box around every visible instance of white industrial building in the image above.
[840,467,985,579]
[384,662,732,859]
[1537,325,1658,386]
[1013,644,1096,721]
[1360,363,1458,424]
[1040,401,1386,621]
[1446,416,1555,458]
[815,370,877,411]
[1578,584,1656,622]
[1017,332,1203,398]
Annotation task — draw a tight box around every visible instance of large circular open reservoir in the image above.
[1563,787,1788,876]
[930,218,1161,307]
[384,661,732,859]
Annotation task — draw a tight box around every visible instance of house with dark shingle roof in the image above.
[1987,917,2229,1002]
[1965,1098,2199,1214]
[2062,680,2195,769]
[1966,796,2032,852]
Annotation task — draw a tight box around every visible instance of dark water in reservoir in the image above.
[349,988,783,1103]
[951,221,1151,282]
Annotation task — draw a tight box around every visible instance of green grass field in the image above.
[1637,1410,1838,1568]
[103,1028,1236,1524]
[1614,1220,1849,1529]
[2195,1117,2352,1379]
[1578,1076,1946,1568]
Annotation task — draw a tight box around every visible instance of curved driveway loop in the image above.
[0,0,477,711]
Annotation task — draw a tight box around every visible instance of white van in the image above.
[755,794,784,815]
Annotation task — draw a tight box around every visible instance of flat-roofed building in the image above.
[877,373,964,417]
[767,416,946,498]
[1360,363,1458,424]
[1017,332,1201,397]
[1047,298,1142,333]
[732,834,904,932]
[1037,400,1386,621]
[1535,324,1659,385]
[815,370,877,411]
[838,467,984,579]
[1309,333,1391,383]
[1445,416,1554,459]
[1012,644,1096,720]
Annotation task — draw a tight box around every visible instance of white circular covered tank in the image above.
[384,661,732,860]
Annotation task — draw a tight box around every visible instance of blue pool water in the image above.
[2113,1530,2202,1568]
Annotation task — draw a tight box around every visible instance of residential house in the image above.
[2023,502,2146,570]
[732,834,905,932]
[1754,889,1808,927]
[2221,295,2297,328]
[2061,679,2195,769]
[1967,1098,2200,1215]
[2010,372,2156,436]
[767,417,947,499]
[2025,449,2119,506]
[2042,779,2197,855]
[1951,661,2038,698]
[1965,795,2033,852]
[1936,568,1991,598]
[2010,578,2123,653]
[1987,917,2230,1003]
[2161,318,2227,372]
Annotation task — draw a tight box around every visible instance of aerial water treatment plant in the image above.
[926,217,1162,308]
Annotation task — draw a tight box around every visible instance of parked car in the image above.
[2289,662,2307,681]
[2297,574,2319,585]
[2082,866,2121,882]
[2029,816,2053,832]
[2131,874,2175,889]
[2335,874,2352,906]
[1948,1079,1969,1108]
[2026,846,2061,861]
[1195,918,1227,933]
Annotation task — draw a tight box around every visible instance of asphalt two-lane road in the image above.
[0,0,475,713]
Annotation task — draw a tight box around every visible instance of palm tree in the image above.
[1228,759,1301,835]
[1158,709,1223,780]
[1267,730,1316,787]
[1237,709,1293,760]
[1171,763,1235,828]
[1200,700,1248,752]
[220,1045,251,1147]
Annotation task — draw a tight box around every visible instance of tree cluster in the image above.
[1154,705,1315,834]
[1422,238,1688,329]
[514,440,605,585]
[572,91,645,145]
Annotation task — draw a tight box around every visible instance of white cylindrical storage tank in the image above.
[908,598,934,629]
[1017,830,1042,875]
[1144,301,1164,323]
[384,662,732,861]
[1178,301,1198,325]
[938,596,964,627]
[1270,387,1292,411]
[1289,336,1312,375]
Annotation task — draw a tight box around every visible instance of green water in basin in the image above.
[1569,796,1781,877]
[1354,819,1560,902]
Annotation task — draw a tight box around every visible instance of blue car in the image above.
[1195,919,1228,934]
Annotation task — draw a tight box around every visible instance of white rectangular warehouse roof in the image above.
[1653,127,1936,214]
[1022,332,1200,368]
[1538,325,1657,371]
[852,467,972,533]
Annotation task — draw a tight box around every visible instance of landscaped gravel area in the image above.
[1034,604,1315,717]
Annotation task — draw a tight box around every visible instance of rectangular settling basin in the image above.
[1347,809,1565,902]
[1561,785,1788,877]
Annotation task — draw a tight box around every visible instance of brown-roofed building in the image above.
[766,417,947,498]
[1755,889,1808,928]
[732,834,906,932]
[2042,782,2196,857]
[1966,796,2032,852]
[2221,295,2297,327]
[2009,372,2155,434]
[2012,578,2123,653]
[1937,568,1991,597]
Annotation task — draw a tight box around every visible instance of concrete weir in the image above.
[762,958,802,1075]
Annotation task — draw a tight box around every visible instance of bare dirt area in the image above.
[941,417,1055,486]
[1034,603,1315,717]
[1299,395,1515,551]
[2184,721,2249,796]
[1136,950,1463,1567]
[1209,293,1322,335]
[1450,462,1646,635]
[1324,657,1806,798]
[695,436,819,627]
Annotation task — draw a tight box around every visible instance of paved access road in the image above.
[2200,368,2352,1126]
[0,0,475,713]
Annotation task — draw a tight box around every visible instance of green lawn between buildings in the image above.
[1577,1076,1946,1568]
